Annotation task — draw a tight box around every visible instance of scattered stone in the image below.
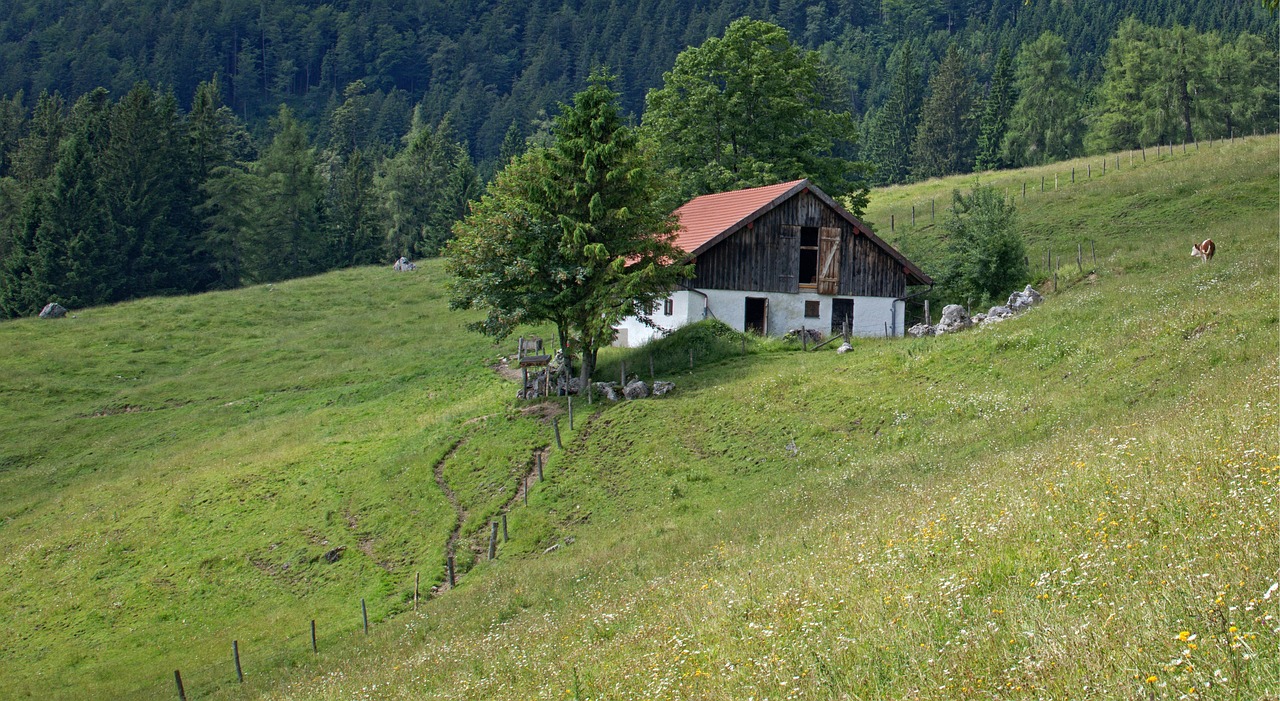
[652,380,676,396]
[593,382,623,401]
[787,327,824,344]
[623,380,649,400]
[1007,285,1043,311]
[907,323,934,338]
[988,305,1013,318]
[323,546,346,563]
[392,256,416,271]
[39,303,68,319]
[543,543,561,554]
[971,313,988,324]
[935,304,973,334]
[563,536,575,545]
[836,342,853,353]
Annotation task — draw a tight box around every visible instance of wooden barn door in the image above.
[817,227,841,295]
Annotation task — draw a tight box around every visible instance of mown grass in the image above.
[2,137,1276,700]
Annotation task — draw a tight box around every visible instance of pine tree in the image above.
[912,44,978,180]
[862,41,922,186]
[448,70,689,389]
[0,91,25,178]
[1086,18,1152,153]
[1004,32,1083,166]
[974,45,1015,171]
[100,83,199,297]
[328,147,381,266]
[10,91,66,186]
[380,115,471,258]
[34,128,121,308]
[246,105,325,282]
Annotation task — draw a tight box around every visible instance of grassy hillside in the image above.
[1,137,1276,699]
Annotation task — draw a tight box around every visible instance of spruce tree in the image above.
[975,46,1015,171]
[1004,32,1084,166]
[246,105,325,282]
[381,115,471,258]
[912,44,978,180]
[862,41,922,185]
[100,83,198,297]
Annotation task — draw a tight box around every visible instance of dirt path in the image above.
[432,438,468,589]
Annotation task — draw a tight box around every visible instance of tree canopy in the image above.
[448,71,690,387]
[642,18,868,211]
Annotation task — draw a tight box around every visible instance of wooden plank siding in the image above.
[689,189,907,298]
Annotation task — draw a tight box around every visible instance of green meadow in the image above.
[0,137,1276,700]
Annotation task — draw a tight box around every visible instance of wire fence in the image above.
[865,131,1270,240]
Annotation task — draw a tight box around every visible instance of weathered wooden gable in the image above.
[689,189,908,298]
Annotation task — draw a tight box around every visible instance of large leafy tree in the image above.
[1004,32,1083,166]
[912,44,978,180]
[449,71,690,389]
[641,18,867,211]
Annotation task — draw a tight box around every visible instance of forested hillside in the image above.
[0,1,1274,319]
[0,0,1271,163]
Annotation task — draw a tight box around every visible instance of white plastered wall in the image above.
[699,289,904,338]
[613,289,905,347]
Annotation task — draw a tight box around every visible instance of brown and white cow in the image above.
[1191,239,1215,263]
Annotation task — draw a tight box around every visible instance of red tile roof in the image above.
[672,179,806,257]
[669,179,933,286]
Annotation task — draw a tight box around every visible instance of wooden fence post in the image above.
[619,361,626,387]
[233,640,244,683]
[174,670,186,701]
[414,572,419,610]
[311,620,317,653]
[1022,182,1026,200]
[552,417,562,449]
[362,599,368,635]
[801,326,808,352]
[931,199,935,221]
[537,453,543,480]
[502,513,508,542]
[1071,167,1075,183]
[890,214,894,232]
[1091,240,1096,265]
[1077,243,1083,273]
[1041,175,1044,192]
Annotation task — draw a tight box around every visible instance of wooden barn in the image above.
[614,179,933,347]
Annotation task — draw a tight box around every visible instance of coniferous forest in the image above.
[0,0,1274,317]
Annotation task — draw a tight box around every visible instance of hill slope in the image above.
[1,137,1276,699]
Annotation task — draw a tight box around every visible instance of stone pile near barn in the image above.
[908,285,1044,337]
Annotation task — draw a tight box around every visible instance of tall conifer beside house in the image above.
[448,70,689,389]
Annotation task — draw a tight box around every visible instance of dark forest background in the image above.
[0,0,1274,316]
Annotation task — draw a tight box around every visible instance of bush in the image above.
[940,185,1028,307]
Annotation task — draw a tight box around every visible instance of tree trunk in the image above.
[578,341,595,393]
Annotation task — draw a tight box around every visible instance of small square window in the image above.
[663,298,674,316]
[804,300,820,318]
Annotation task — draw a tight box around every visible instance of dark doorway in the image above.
[744,297,768,335]
[831,298,854,334]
